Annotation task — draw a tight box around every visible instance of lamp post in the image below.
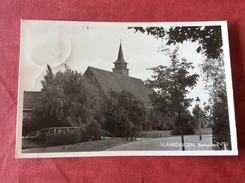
[195,97,202,140]
[178,101,185,151]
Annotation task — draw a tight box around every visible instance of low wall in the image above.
[140,131,171,138]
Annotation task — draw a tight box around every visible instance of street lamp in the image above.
[195,97,202,140]
[179,101,185,151]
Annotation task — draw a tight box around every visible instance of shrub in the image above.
[22,117,39,136]
[102,90,145,139]
[78,120,102,142]
[170,115,195,135]
[45,120,102,146]
[45,130,80,146]
[171,125,195,135]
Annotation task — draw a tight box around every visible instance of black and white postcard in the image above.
[16,20,238,158]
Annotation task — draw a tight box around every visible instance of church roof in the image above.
[113,43,128,64]
[84,67,154,107]
[23,91,42,109]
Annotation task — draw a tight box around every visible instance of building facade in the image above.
[23,43,155,119]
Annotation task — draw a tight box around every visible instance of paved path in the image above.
[104,134,218,151]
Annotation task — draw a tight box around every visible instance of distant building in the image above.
[23,91,42,119]
[23,43,155,119]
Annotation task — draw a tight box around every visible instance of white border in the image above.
[16,20,238,158]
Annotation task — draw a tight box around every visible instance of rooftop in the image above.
[85,66,154,107]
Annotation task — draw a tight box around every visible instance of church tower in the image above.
[112,42,129,76]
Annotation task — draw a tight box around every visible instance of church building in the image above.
[23,43,155,119]
[84,43,154,108]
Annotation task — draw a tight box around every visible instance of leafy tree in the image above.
[78,119,102,142]
[129,25,222,59]
[144,109,174,131]
[33,65,105,130]
[130,25,231,149]
[41,64,54,87]
[171,110,196,135]
[200,53,226,100]
[199,53,231,148]
[211,92,231,149]
[145,47,199,116]
[22,117,39,135]
[145,47,199,150]
[102,91,145,140]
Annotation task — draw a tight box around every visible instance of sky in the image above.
[20,20,213,109]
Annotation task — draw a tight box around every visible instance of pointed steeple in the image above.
[114,43,127,64]
[112,42,129,76]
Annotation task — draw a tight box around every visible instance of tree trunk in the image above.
[178,111,185,151]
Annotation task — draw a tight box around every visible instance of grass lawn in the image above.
[22,128,213,153]
[22,138,47,149]
[22,138,134,153]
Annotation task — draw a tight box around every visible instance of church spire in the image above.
[113,42,129,76]
[114,42,127,64]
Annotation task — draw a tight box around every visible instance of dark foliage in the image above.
[102,91,145,140]
[171,110,195,135]
[130,25,231,148]
[78,120,102,142]
[46,130,80,146]
[129,26,222,59]
[22,117,39,135]
[45,120,102,146]
[211,92,231,149]
[171,125,195,135]
[144,109,174,131]
[145,47,199,116]
[32,64,104,130]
